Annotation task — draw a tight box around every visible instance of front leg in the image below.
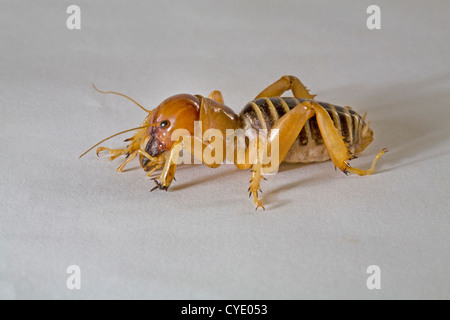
[113,148,164,174]
[151,141,182,191]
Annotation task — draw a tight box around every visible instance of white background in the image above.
[1,0,449,299]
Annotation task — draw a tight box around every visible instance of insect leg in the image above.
[248,137,265,210]
[254,75,316,99]
[310,101,387,175]
[116,150,139,172]
[151,141,183,191]
[149,135,226,191]
[146,162,164,177]
[248,102,315,210]
[265,101,315,170]
[114,148,161,173]
[345,148,388,176]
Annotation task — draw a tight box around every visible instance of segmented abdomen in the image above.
[239,97,371,163]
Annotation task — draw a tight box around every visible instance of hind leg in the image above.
[345,149,388,175]
[255,75,316,99]
[310,101,387,175]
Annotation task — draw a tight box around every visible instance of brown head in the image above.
[79,86,238,168]
[142,94,200,167]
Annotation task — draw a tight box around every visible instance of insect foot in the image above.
[150,178,169,192]
[344,148,388,176]
[248,186,265,211]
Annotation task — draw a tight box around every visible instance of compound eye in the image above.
[160,120,170,128]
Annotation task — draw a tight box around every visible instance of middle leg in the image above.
[248,101,315,209]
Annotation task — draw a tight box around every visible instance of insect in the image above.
[80,75,387,210]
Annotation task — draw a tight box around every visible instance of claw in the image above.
[150,177,169,192]
[96,147,109,157]
[255,202,265,211]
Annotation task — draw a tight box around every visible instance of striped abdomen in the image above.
[239,97,373,163]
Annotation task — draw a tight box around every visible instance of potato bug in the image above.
[80,75,387,210]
